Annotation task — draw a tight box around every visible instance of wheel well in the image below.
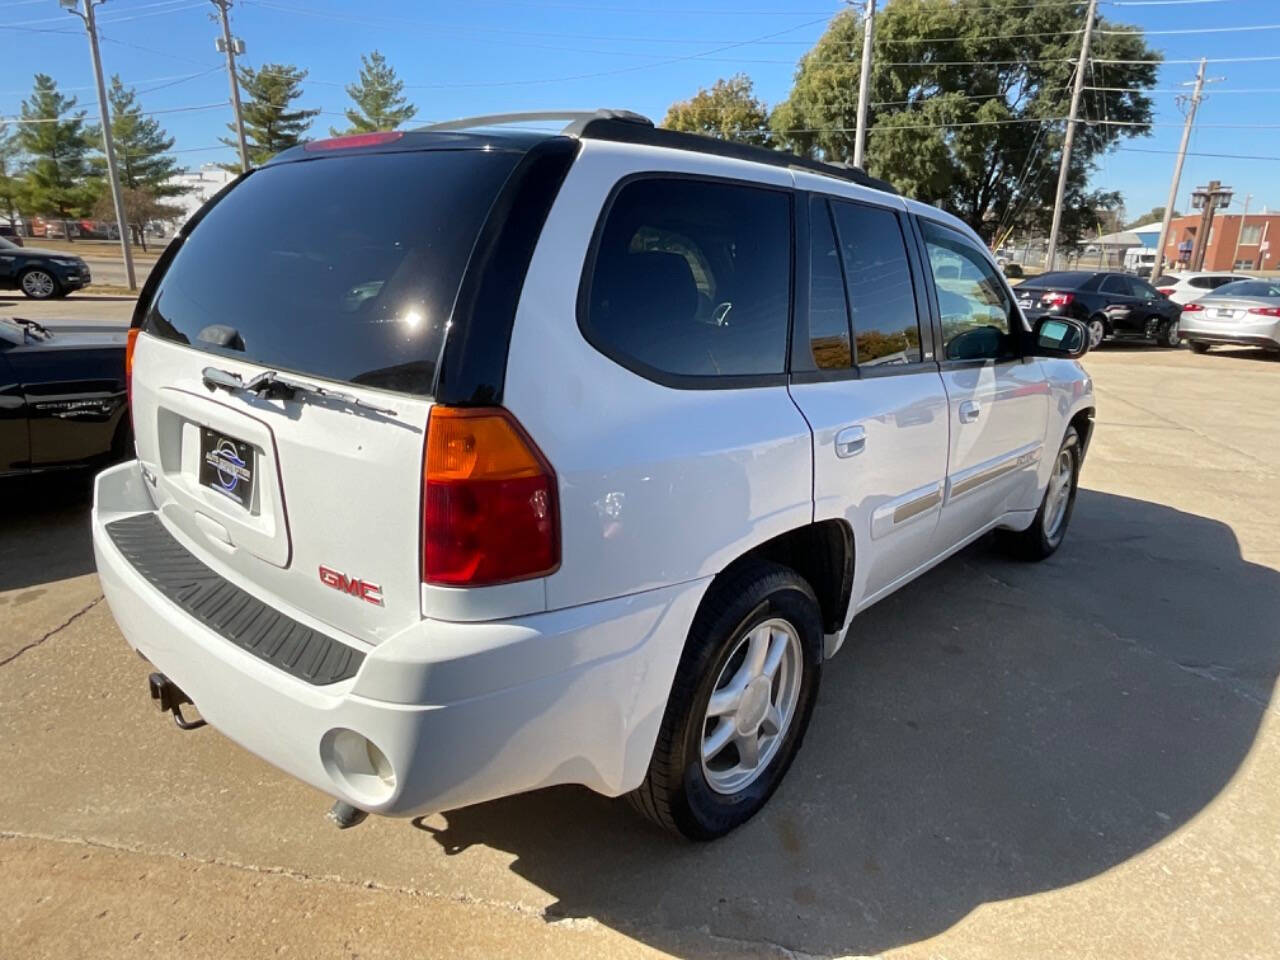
[716,520,853,635]
[1069,407,1095,459]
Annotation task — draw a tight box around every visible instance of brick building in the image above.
[1160,212,1280,272]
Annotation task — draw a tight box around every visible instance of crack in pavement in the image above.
[0,831,822,959]
[0,595,102,669]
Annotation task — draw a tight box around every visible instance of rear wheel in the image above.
[997,426,1080,562]
[1190,341,1211,354]
[19,268,60,300]
[1086,316,1107,350]
[628,562,823,840]
[1159,318,1181,348]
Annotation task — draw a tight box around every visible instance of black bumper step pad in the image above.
[105,512,364,685]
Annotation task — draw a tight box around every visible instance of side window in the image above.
[582,177,791,381]
[1131,278,1159,301]
[807,197,852,370]
[919,219,1018,362]
[830,200,921,367]
[1210,276,1237,289]
[1100,275,1129,295]
[1189,276,1214,289]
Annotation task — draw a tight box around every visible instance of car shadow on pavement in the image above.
[0,472,96,591]
[414,489,1280,958]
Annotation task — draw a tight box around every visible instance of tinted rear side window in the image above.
[807,197,852,370]
[582,177,791,382]
[144,150,522,395]
[830,200,920,366]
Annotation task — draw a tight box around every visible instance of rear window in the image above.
[144,150,522,395]
[1213,280,1280,298]
[1028,272,1087,289]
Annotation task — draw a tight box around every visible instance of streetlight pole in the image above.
[211,0,250,172]
[1044,0,1097,273]
[853,0,875,169]
[64,0,136,291]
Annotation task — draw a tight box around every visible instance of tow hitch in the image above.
[148,672,206,730]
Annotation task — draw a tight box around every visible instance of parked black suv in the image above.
[1016,271,1182,350]
[0,237,91,299]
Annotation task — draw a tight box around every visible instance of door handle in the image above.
[958,400,981,424]
[834,425,866,458]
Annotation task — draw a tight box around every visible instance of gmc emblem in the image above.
[318,565,384,606]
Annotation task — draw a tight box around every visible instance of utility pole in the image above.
[211,0,250,172]
[1229,192,1251,273]
[63,0,135,291]
[1044,0,1097,272]
[853,0,875,169]
[1149,59,1219,280]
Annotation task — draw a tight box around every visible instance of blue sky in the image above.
[2,0,1277,222]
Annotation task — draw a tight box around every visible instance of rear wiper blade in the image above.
[201,366,398,417]
[12,317,51,339]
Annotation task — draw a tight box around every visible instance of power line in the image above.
[1118,146,1280,161]
[1,102,226,124]
[1086,85,1280,94]
[1095,55,1280,63]
[1098,21,1280,34]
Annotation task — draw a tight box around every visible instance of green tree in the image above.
[221,63,320,171]
[771,1,1160,244]
[15,74,99,228]
[94,76,185,248]
[333,51,417,135]
[0,122,21,227]
[1125,206,1177,229]
[663,74,772,146]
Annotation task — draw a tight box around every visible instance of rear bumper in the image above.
[93,460,706,816]
[1180,316,1280,349]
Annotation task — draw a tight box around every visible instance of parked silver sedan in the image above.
[1181,279,1280,356]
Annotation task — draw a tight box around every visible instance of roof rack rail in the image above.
[420,109,653,136]
[418,109,896,196]
[572,118,898,196]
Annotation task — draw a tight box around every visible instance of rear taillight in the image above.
[1248,306,1280,318]
[1041,291,1074,307]
[422,406,559,586]
[1157,287,1175,296]
[125,327,139,422]
[1182,303,1204,312]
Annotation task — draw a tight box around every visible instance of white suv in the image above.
[93,111,1094,840]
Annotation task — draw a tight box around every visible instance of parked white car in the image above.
[1154,270,1256,306]
[92,111,1094,840]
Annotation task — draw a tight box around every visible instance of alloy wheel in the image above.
[1043,447,1074,540]
[700,617,803,795]
[21,270,56,299]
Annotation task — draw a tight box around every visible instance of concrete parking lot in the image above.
[2,344,1278,959]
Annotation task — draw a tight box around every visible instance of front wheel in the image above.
[997,426,1081,562]
[628,562,823,840]
[1159,318,1181,348]
[19,268,61,300]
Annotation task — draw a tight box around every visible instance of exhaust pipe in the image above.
[148,672,206,730]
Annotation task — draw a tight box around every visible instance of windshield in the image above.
[143,149,522,395]
[1210,280,1280,299]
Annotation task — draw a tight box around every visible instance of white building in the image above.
[162,165,237,232]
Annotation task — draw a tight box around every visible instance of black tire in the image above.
[997,426,1081,562]
[19,267,61,300]
[1189,341,1211,354]
[1158,318,1181,348]
[627,562,823,840]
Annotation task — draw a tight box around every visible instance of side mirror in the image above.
[1029,316,1087,358]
